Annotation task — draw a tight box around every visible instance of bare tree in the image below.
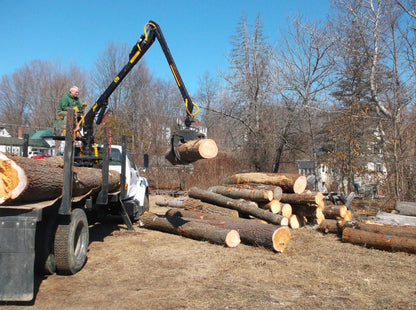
[221,14,274,171]
[272,16,336,173]
[0,60,87,135]
[333,0,416,200]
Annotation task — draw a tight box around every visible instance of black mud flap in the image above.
[0,210,39,301]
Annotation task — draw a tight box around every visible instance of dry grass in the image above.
[3,195,416,309]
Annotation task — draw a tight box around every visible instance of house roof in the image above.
[30,128,53,139]
[297,160,315,170]
[0,136,50,148]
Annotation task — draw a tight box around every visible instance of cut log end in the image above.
[293,175,307,194]
[197,139,219,159]
[0,153,27,203]
[165,138,218,165]
[272,227,291,252]
[289,215,300,229]
[225,230,241,248]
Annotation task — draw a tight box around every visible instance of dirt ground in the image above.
[2,195,416,310]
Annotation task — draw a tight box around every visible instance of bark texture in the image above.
[165,208,291,252]
[139,211,240,248]
[189,187,288,226]
[221,172,307,194]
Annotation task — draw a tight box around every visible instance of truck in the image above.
[0,20,204,301]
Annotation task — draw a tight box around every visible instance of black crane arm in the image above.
[81,21,199,155]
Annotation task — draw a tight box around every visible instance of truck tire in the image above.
[54,208,89,275]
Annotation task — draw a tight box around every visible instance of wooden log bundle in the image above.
[0,152,120,205]
[165,138,218,165]
[188,187,289,226]
[139,211,240,248]
[221,172,307,194]
[165,208,291,252]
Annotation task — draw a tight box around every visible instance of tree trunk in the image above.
[221,172,307,194]
[165,139,218,165]
[188,187,288,226]
[138,211,240,248]
[165,208,291,252]
[0,152,120,205]
[342,227,416,253]
[209,185,273,202]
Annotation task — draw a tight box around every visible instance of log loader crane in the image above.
[0,20,206,302]
[79,20,204,165]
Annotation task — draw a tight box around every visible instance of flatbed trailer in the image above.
[0,113,148,301]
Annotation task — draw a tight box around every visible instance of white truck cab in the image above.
[106,145,149,215]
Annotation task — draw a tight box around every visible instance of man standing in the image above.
[58,86,83,118]
[55,86,85,153]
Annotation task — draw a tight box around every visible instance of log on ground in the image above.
[0,152,120,205]
[139,211,240,248]
[189,187,288,226]
[221,172,307,194]
[318,219,346,234]
[342,227,416,253]
[346,221,416,239]
[166,208,291,252]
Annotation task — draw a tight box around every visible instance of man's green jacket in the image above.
[58,91,83,111]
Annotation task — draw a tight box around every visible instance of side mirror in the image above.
[142,153,149,173]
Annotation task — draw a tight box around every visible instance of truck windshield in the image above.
[109,148,122,165]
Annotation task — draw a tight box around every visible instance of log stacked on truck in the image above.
[0,152,120,205]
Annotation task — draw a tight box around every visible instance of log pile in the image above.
[140,172,332,252]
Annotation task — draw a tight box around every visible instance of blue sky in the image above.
[1,0,330,95]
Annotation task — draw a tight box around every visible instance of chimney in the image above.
[18,127,23,139]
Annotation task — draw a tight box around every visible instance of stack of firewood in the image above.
[319,219,416,253]
[139,172,330,253]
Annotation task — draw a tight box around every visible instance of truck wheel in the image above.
[54,208,89,275]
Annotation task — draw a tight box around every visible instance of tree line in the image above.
[1,0,416,201]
